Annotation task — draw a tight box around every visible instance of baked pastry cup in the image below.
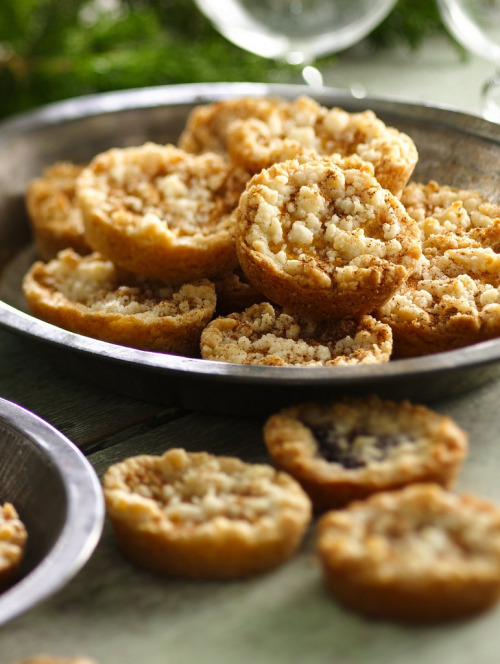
[26,162,90,260]
[103,448,312,579]
[317,483,500,622]
[236,157,421,320]
[22,249,216,355]
[264,397,468,510]
[378,180,500,357]
[76,142,244,282]
[0,503,27,592]
[377,272,500,357]
[200,302,393,366]
[401,180,500,238]
[226,95,418,196]
[178,96,284,157]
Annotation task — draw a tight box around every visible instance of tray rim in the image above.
[0,397,104,626]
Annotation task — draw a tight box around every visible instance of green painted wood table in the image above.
[1,319,500,664]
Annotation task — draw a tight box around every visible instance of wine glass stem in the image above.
[482,68,500,123]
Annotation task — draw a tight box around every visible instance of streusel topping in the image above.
[200,302,392,366]
[104,448,309,530]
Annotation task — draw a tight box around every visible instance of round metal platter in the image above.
[0,397,104,625]
[0,82,499,416]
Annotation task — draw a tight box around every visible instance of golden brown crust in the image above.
[264,397,468,511]
[26,162,90,260]
[0,503,28,593]
[22,249,216,355]
[77,143,244,282]
[213,268,267,315]
[317,484,500,621]
[378,180,500,357]
[178,96,285,156]
[235,157,421,320]
[226,95,418,196]
[103,448,311,579]
[200,302,392,366]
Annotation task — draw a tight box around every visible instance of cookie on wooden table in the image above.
[200,302,392,366]
[263,397,468,510]
[227,95,418,196]
[235,157,421,320]
[103,448,312,579]
[26,162,90,260]
[0,503,27,592]
[76,143,245,282]
[317,483,500,621]
[22,249,216,355]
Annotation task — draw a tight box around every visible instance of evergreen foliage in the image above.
[0,0,448,120]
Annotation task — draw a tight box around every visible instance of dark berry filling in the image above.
[306,423,406,468]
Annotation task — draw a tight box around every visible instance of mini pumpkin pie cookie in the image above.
[227,95,418,196]
[103,447,312,579]
[317,483,500,621]
[178,96,284,157]
[0,503,27,592]
[200,302,392,366]
[76,143,244,282]
[26,162,90,260]
[264,397,467,510]
[22,248,216,355]
[378,271,500,357]
[235,157,421,320]
[377,180,500,357]
[401,180,500,239]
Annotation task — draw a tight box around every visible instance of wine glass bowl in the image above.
[194,0,397,85]
[437,0,500,122]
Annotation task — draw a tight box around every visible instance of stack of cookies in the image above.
[22,94,499,363]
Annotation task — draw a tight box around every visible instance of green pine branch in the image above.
[0,0,451,121]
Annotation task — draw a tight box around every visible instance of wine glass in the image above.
[437,0,500,122]
[194,0,397,87]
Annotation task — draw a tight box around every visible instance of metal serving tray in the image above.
[0,82,499,416]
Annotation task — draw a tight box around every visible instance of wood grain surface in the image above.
[1,324,500,664]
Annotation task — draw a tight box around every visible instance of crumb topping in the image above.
[226,96,418,195]
[200,302,392,366]
[319,485,500,573]
[294,398,458,470]
[239,157,420,286]
[77,143,240,239]
[402,181,500,238]
[34,249,215,317]
[104,448,308,530]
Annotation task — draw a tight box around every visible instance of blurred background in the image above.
[0,0,464,121]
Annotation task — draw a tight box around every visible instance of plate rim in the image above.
[0,397,104,626]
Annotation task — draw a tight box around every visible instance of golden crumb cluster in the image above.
[0,503,28,592]
[22,94,499,363]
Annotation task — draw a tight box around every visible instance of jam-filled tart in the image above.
[263,396,468,510]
